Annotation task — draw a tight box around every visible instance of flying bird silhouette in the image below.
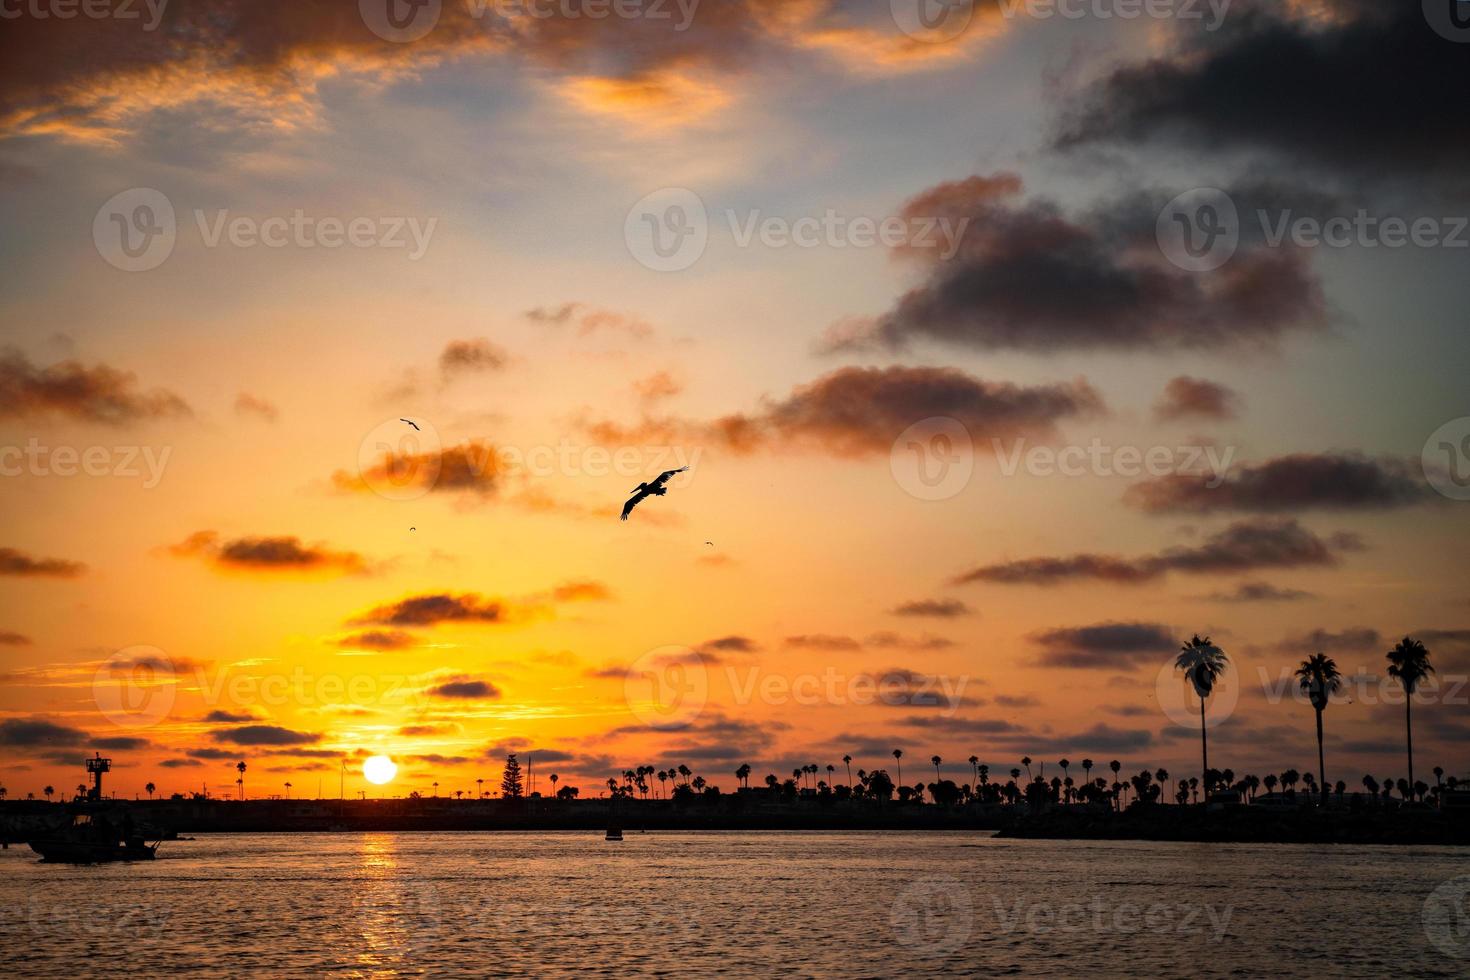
[621,467,688,521]
[400,418,420,430]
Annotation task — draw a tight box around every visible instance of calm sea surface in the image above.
[2,831,1469,977]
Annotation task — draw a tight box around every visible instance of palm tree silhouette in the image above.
[284,781,291,800]
[1022,756,1032,781]
[432,781,439,797]
[236,760,247,800]
[1295,652,1342,805]
[892,749,903,788]
[1081,759,1093,788]
[43,785,53,803]
[968,755,979,789]
[843,755,853,788]
[1176,634,1228,795]
[145,781,155,800]
[550,773,559,796]
[931,755,942,782]
[476,777,484,799]
[1386,636,1433,801]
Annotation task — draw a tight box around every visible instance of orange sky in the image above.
[1,0,1468,801]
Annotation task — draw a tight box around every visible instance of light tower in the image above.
[85,752,112,802]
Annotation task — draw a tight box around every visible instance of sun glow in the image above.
[363,755,397,785]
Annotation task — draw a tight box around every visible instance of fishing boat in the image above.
[26,751,160,863]
[29,811,158,864]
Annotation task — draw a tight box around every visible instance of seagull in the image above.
[620,467,688,521]
[400,418,420,431]
[705,541,713,547]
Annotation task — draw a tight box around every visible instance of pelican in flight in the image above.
[621,467,688,521]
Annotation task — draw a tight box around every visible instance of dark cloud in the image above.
[186,747,239,760]
[820,173,1325,354]
[955,519,1350,587]
[992,694,1040,708]
[1276,627,1382,655]
[0,546,85,578]
[208,725,321,746]
[333,439,503,498]
[350,593,519,628]
[588,365,1104,459]
[784,634,862,651]
[1030,622,1176,668]
[170,531,367,574]
[890,599,973,618]
[702,635,760,653]
[427,678,501,700]
[202,710,259,723]
[1053,1,1470,193]
[1204,581,1315,603]
[0,350,191,425]
[1154,376,1239,422]
[865,632,955,651]
[0,630,32,645]
[94,736,150,750]
[1124,453,1427,514]
[0,717,87,747]
[398,723,459,737]
[336,630,419,651]
[159,758,203,768]
[440,339,509,379]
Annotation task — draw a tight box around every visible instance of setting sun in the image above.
[363,755,397,786]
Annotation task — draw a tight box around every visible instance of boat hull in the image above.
[28,839,157,864]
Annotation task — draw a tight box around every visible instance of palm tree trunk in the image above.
[1199,697,1209,797]
[1405,695,1415,800]
[1315,707,1327,806]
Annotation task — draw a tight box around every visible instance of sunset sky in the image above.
[1,0,1467,801]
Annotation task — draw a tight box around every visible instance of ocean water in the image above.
[2,831,1469,977]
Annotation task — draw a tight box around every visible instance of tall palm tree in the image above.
[843,755,853,788]
[826,764,836,787]
[144,782,155,800]
[236,760,247,800]
[284,782,291,800]
[892,749,903,787]
[1176,634,1229,795]
[43,785,53,803]
[1081,759,1093,788]
[1295,652,1342,805]
[476,777,484,799]
[1022,756,1032,781]
[1387,636,1433,800]
[931,755,942,783]
[968,755,979,789]
[550,774,559,796]
[432,781,439,797]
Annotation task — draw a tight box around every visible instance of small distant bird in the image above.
[410,527,416,532]
[400,418,419,431]
[705,541,713,546]
[621,467,688,521]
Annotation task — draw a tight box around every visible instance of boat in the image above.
[29,811,158,864]
[25,751,160,863]
[605,827,623,841]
